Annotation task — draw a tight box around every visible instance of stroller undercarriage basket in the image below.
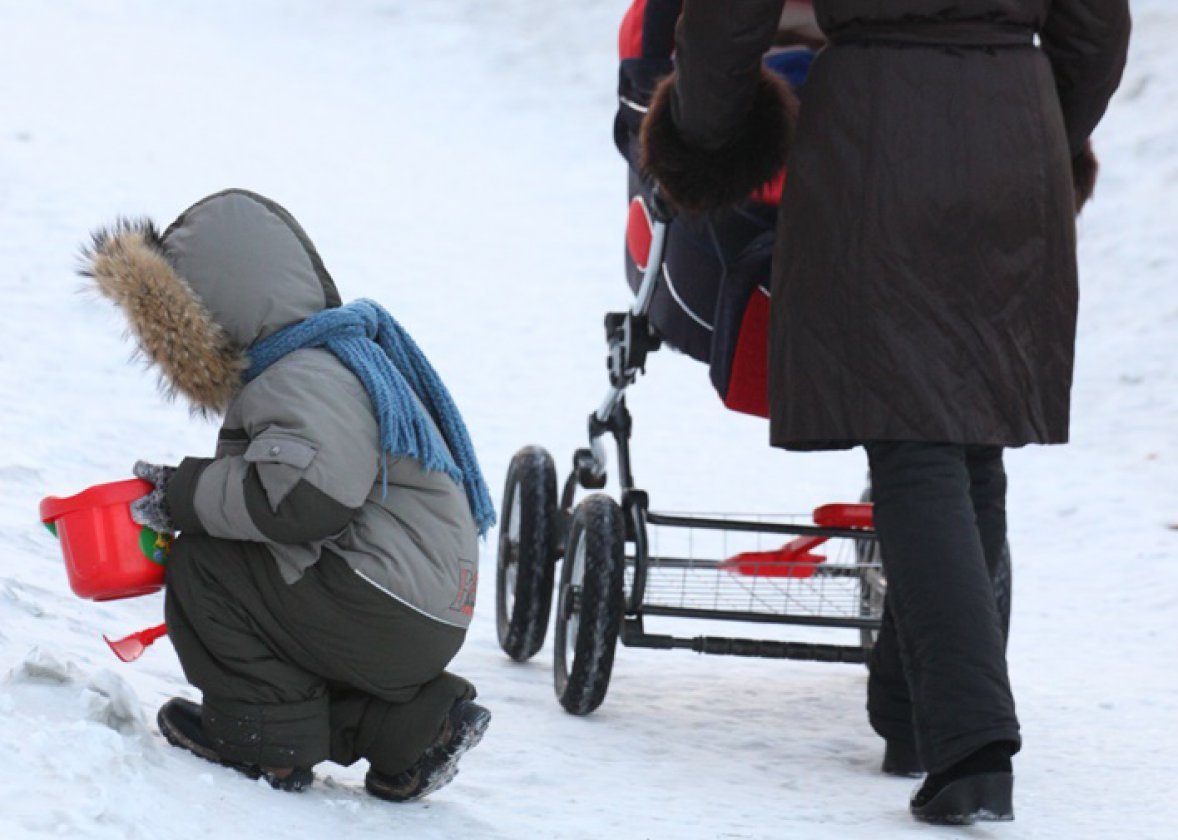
[494,198,885,716]
[636,511,881,635]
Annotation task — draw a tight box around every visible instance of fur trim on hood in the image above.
[80,219,247,414]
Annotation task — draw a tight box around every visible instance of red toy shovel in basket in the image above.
[719,535,827,578]
[719,503,875,578]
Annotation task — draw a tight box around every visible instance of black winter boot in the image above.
[365,698,491,803]
[157,698,314,792]
[881,740,923,778]
[909,741,1014,824]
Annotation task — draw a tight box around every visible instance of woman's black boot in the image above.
[881,740,923,778]
[909,741,1014,825]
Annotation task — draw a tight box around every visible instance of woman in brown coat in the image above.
[642,0,1130,824]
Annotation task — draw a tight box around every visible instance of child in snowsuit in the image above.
[82,189,494,800]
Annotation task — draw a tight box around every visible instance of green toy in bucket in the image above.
[39,478,172,662]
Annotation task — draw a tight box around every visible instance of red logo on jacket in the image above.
[451,562,478,617]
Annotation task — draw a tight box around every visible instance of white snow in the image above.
[0,1,1175,838]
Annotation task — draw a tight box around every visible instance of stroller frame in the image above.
[496,194,884,715]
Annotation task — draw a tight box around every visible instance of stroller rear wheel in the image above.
[496,446,558,662]
[858,556,886,652]
[553,494,625,715]
[854,538,1010,653]
[853,482,1010,652]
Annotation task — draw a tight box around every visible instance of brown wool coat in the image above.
[647,0,1130,449]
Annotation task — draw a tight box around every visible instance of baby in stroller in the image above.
[615,0,820,418]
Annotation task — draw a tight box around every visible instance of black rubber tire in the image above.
[496,446,558,662]
[857,542,1010,653]
[553,494,625,716]
[857,548,886,653]
[855,485,1011,652]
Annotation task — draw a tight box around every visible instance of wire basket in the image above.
[629,512,884,626]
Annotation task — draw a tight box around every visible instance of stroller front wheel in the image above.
[553,494,625,715]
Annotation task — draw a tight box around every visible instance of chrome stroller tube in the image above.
[630,220,668,321]
[594,218,668,427]
[564,187,675,498]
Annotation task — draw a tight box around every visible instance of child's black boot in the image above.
[157,698,314,792]
[365,697,491,802]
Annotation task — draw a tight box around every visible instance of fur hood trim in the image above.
[640,67,799,215]
[81,219,247,414]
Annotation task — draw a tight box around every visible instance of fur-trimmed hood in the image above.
[81,189,341,414]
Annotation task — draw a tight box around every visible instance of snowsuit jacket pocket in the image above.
[244,435,318,512]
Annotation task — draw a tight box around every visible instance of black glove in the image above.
[131,460,177,533]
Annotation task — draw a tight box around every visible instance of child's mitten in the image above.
[131,460,177,533]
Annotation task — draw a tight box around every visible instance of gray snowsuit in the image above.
[85,189,479,772]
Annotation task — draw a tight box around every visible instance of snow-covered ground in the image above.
[0,2,1174,838]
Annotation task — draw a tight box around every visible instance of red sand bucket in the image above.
[39,479,170,601]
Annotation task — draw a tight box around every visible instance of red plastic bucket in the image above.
[39,479,169,601]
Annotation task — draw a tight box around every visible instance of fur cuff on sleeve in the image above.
[1073,141,1098,214]
[639,68,798,214]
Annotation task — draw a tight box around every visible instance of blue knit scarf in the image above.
[244,299,495,536]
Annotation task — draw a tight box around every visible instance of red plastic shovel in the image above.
[719,535,828,578]
[104,623,168,663]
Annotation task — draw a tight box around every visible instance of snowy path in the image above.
[0,2,1174,838]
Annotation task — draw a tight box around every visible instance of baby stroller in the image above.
[494,0,885,716]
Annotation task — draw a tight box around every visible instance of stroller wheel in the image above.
[858,559,886,652]
[496,446,558,662]
[553,494,625,716]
